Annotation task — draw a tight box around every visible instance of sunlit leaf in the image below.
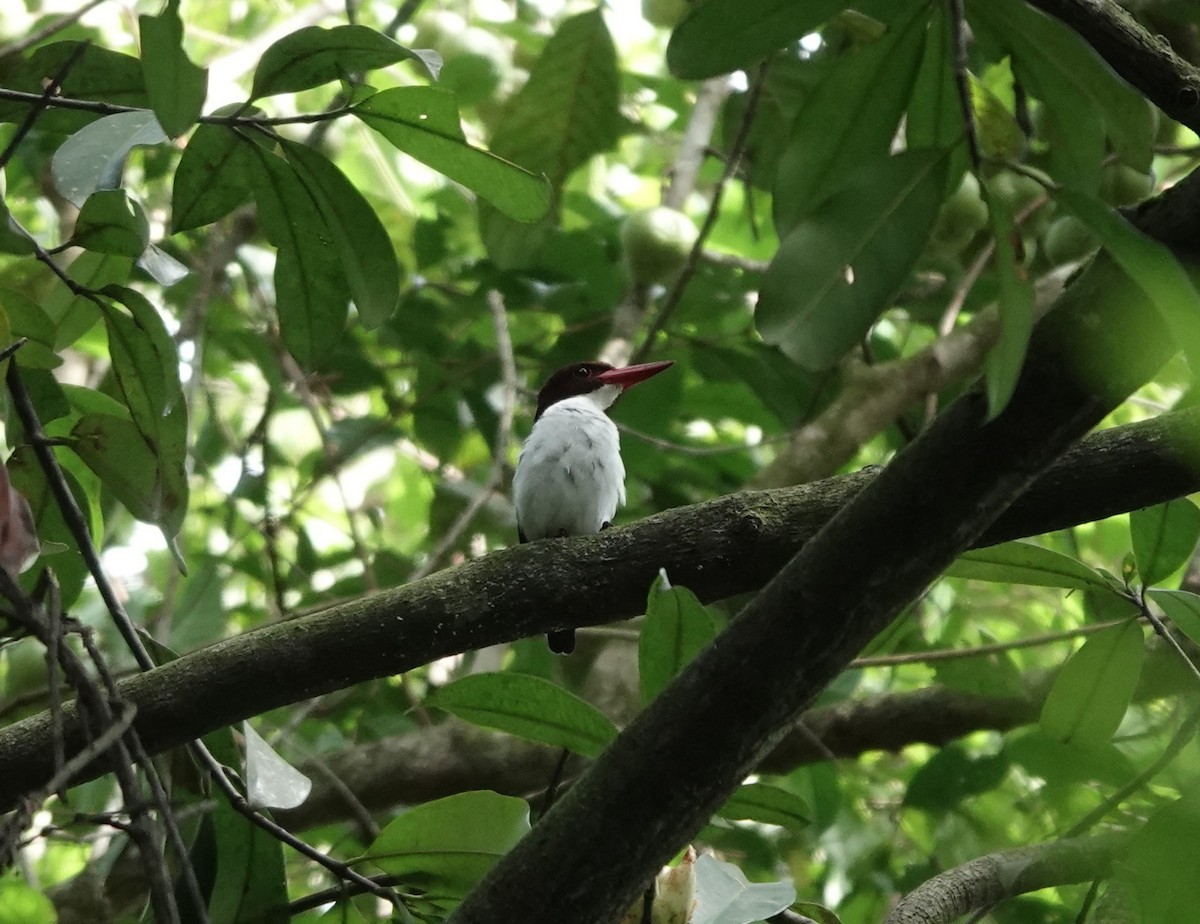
[1040,620,1145,747]
[691,853,796,924]
[773,2,930,233]
[281,141,401,328]
[50,110,167,207]
[139,0,208,137]
[245,146,350,367]
[366,791,530,899]
[946,540,1112,591]
[667,0,850,79]
[1131,499,1200,587]
[1148,589,1200,648]
[355,87,550,222]
[639,571,716,704]
[758,149,948,369]
[71,189,150,257]
[251,24,432,99]
[425,672,617,757]
[718,782,810,830]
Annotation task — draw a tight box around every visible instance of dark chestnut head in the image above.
[534,360,673,420]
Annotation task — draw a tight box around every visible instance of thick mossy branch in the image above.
[1,404,1199,808]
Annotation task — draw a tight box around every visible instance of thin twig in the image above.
[948,0,982,170]
[850,619,1126,668]
[0,41,89,172]
[630,64,769,365]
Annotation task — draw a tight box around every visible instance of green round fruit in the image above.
[1100,163,1154,207]
[986,169,1052,234]
[620,207,698,285]
[1043,215,1098,265]
[931,173,988,255]
[642,0,690,28]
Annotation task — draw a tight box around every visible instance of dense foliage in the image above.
[2,0,1200,922]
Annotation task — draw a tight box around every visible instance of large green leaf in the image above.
[1148,589,1200,648]
[203,782,290,924]
[366,791,530,899]
[281,141,401,328]
[69,413,170,526]
[246,146,350,367]
[639,572,716,705]
[139,0,207,137]
[71,189,150,257]
[98,285,189,538]
[42,251,133,349]
[354,87,549,222]
[1131,499,1200,587]
[487,9,619,189]
[251,24,430,99]
[50,110,167,207]
[946,540,1112,591]
[1055,186,1200,378]
[774,1,930,234]
[425,672,617,757]
[0,43,148,133]
[758,149,948,369]
[981,185,1035,418]
[906,2,964,154]
[171,110,265,232]
[666,0,849,79]
[971,0,1153,180]
[1120,793,1200,922]
[1040,620,1145,747]
[718,782,810,830]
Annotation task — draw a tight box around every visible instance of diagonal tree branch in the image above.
[1,398,1200,809]
[442,159,1200,921]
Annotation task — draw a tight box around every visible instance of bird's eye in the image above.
[575,365,590,377]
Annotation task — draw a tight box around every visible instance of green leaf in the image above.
[69,413,171,526]
[171,111,266,232]
[903,744,1010,811]
[1131,499,1200,587]
[98,286,189,538]
[43,251,133,349]
[1040,620,1145,747]
[366,791,530,899]
[251,24,429,99]
[981,184,1034,418]
[1148,589,1200,648]
[205,786,290,924]
[425,672,617,757]
[7,444,94,608]
[906,3,964,154]
[758,149,949,369]
[0,43,148,133]
[246,146,350,367]
[667,0,849,79]
[139,0,208,137]
[71,189,150,257]
[946,540,1112,591]
[487,10,619,190]
[773,3,930,233]
[1055,186,1200,375]
[0,878,56,922]
[355,87,550,222]
[718,782,810,830]
[281,141,401,328]
[639,572,716,704]
[50,110,167,207]
[1119,792,1200,921]
[971,0,1154,177]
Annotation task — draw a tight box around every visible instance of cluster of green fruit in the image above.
[620,206,700,286]
[930,162,1155,268]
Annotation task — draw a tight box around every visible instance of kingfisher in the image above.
[513,360,674,653]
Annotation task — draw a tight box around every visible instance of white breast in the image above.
[512,396,626,540]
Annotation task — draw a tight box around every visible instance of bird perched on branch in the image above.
[513,360,674,653]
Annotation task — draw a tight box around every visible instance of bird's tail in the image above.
[547,629,576,654]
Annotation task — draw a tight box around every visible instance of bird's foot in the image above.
[600,520,612,531]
